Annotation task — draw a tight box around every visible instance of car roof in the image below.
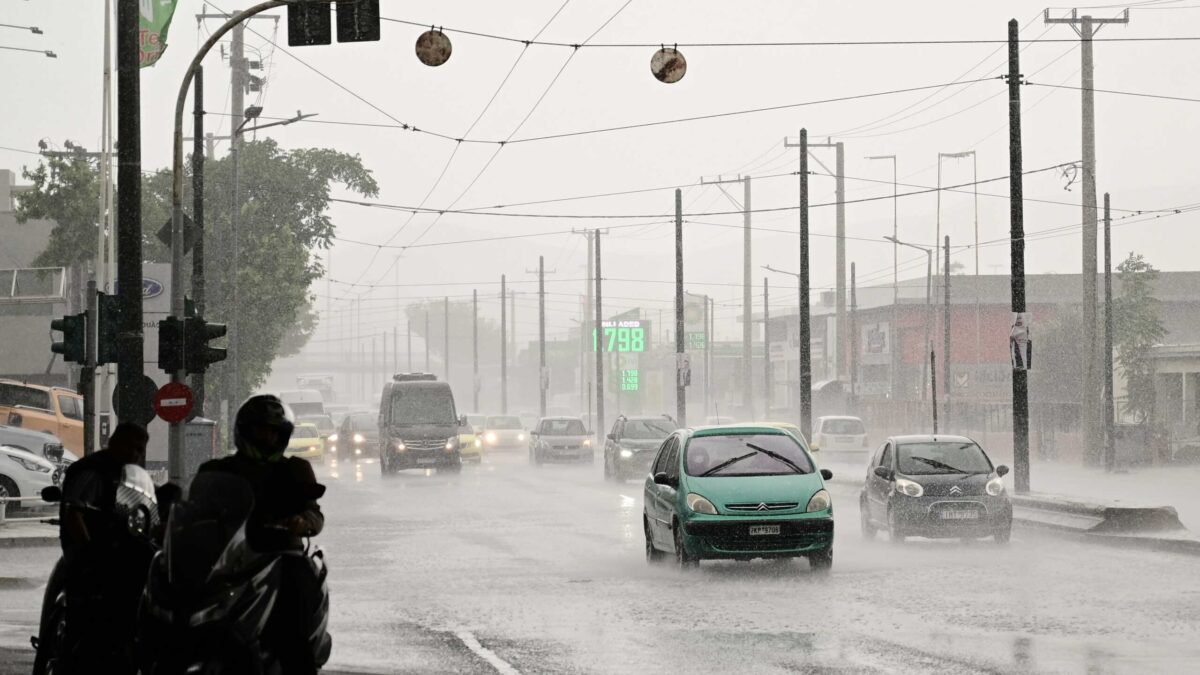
[690,424,788,438]
[817,415,863,422]
[887,434,976,444]
[539,416,583,421]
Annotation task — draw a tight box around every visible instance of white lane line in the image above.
[455,630,522,675]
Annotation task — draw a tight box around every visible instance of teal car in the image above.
[643,424,834,571]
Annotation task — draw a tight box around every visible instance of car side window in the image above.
[664,438,681,482]
[58,396,82,421]
[651,437,672,474]
[879,443,893,469]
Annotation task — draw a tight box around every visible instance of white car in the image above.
[811,416,869,453]
[0,444,58,512]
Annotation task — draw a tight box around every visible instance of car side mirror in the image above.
[653,472,670,486]
[41,486,62,503]
[458,415,467,426]
[996,465,1010,477]
[607,433,616,441]
[873,466,894,481]
[820,468,833,480]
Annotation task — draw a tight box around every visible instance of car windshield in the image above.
[467,415,487,428]
[685,433,814,476]
[541,419,585,435]
[487,416,522,429]
[823,418,865,435]
[623,419,674,439]
[897,442,993,475]
[350,413,378,433]
[293,424,320,442]
[298,415,334,433]
[0,383,51,411]
[389,388,456,425]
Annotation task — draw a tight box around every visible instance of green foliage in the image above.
[1113,253,1166,424]
[14,145,108,268]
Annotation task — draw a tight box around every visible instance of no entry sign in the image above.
[154,382,194,424]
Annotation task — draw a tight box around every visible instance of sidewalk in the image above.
[1026,460,1200,532]
[0,520,58,548]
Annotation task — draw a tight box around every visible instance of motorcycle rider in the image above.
[197,394,327,674]
[55,422,152,674]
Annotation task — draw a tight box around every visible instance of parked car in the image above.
[643,424,834,570]
[0,425,69,484]
[0,444,58,512]
[0,379,84,457]
[482,415,526,450]
[529,417,592,464]
[604,415,675,482]
[285,423,324,460]
[331,411,379,460]
[810,416,869,453]
[860,435,1012,544]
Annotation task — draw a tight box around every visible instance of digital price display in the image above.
[593,320,649,353]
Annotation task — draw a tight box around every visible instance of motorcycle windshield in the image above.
[165,471,257,596]
[117,464,161,532]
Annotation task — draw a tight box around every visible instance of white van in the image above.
[277,389,325,416]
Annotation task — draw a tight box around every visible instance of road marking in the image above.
[454,630,521,675]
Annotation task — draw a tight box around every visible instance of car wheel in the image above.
[809,547,833,573]
[860,497,877,541]
[644,517,664,564]
[534,448,543,466]
[0,476,19,515]
[994,527,1011,545]
[887,508,906,544]
[673,522,699,569]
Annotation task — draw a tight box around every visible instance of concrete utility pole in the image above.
[865,154,898,400]
[406,321,412,371]
[1103,193,1116,471]
[191,67,207,417]
[943,235,952,430]
[537,257,547,417]
[1045,8,1129,466]
[473,289,479,412]
[799,130,812,441]
[674,189,686,428]
[850,264,857,404]
[115,0,144,436]
[699,175,753,417]
[1008,18,1031,493]
[501,276,508,414]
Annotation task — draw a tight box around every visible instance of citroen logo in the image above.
[756,503,769,511]
[949,486,963,497]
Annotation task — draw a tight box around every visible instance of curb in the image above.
[1011,492,1200,555]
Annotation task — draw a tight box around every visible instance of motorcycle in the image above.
[138,470,332,674]
[32,463,162,675]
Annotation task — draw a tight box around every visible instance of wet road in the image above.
[3,451,1200,674]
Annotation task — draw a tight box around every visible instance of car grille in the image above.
[403,439,445,452]
[551,444,582,450]
[725,502,800,512]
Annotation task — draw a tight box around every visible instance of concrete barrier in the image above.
[1011,493,1200,555]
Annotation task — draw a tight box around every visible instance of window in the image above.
[663,438,681,481]
[879,443,893,469]
[897,442,993,476]
[540,419,585,436]
[651,437,674,475]
[58,395,82,421]
[390,389,455,426]
[822,418,865,435]
[621,418,675,440]
[486,416,523,430]
[0,383,51,411]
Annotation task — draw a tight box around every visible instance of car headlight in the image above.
[619,449,633,459]
[806,489,831,513]
[486,432,497,444]
[395,441,406,451]
[445,438,458,452]
[353,433,365,443]
[518,433,526,442]
[328,433,339,442]
[474,438,482,448]
[895,477,924,497]
[127,506,150,537]
[986,476,1005,496]
[12,456,51,473]
[583,438,591,447]
[686,493,718,515]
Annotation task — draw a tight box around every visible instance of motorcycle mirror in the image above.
[41,486,62,503]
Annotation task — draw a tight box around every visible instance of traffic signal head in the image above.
[50,313,85,364]
[157,316,185,373]
[97,292,120,366]
[184,317,227,374]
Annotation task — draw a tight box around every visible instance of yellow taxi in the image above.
[285,422,324,460]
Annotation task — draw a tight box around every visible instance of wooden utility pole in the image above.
[1008,18,1030,493]
[944,235,952,430]
[675,190,687,427]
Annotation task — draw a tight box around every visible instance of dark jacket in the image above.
[197,454,324,551]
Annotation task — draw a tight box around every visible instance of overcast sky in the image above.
[4,0,1200,347]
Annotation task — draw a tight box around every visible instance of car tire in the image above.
[644,517,664,564]
[994,527,1011,545]
[809,547,833,573]
[860,497,877,541]
[673,522,699,569]
[0,475,19,515]
[888,508,906,544]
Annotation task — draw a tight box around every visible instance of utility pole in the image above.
[799,130,812,441]
[944,235,951,430]
[501,275,508,414]
[763,276,770,416]
[1045,8,1129,466]
[674,189,686,427]
[444,297,449,382]
[931,349,939,434]
[424,309,430,372]
[573,229,598,417]
[865,154,898,400]
[473,289,479,412]
[699,175,753,417]
[191,66,207,417]
[538,256,547,417]
[595,234,605,439]
[1103,193,1116,471]
[850,263,857,405]
[115,0,144,432]
[393,326,397,376]
[1008,18,1031,493]
[406,321,412,371]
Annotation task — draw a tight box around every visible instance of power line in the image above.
[1026,81,1200,104]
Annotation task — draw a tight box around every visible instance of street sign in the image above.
[155,214,195,254]
[113,375,159,427]
[154,382,195,424]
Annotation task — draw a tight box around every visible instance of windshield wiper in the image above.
[911,456,967,473]
[701,451,758,477]
[745,443,808,474]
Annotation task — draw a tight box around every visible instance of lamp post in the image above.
[884,236,934,406]
[865,154,898,400]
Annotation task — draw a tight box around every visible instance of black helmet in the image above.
[234,394,295,458]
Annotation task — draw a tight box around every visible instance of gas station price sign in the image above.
[593,320,649,353]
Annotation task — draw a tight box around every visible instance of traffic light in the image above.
[336,0,380,43]
[50,313,86,364]
[158,316,185,373]
[97,292,120,366]
[288,0,331,46]
[184,317,227,374]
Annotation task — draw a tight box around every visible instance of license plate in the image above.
[941,510,979,520]
[749,525,781,536]
[416,457,437,465]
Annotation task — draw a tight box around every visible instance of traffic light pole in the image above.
[83,280,97,455]
[168,1,286,481]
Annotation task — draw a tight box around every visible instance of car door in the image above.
[645,436,677,548]
[866,442,893,522]
[661,439,683,551]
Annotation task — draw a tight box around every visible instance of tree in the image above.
[14,144,106,269]
[1113,253,1166,424]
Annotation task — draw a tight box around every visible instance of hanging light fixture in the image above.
[416,27,452,67]
[650,45,686,83]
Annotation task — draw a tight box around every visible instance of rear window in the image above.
[487,416,522,429]
[293,425,321,442]
[822,418,865,435]
[685,433,814,477]
[350,413,378,429]
[389,387,456,426]
[541,419,585,435]
[0,383,51,411]
[298,415,334,433]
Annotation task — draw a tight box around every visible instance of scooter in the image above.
[138,470,331,674]
[31,464,163,675]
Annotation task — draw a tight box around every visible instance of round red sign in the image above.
[154,382,194,424]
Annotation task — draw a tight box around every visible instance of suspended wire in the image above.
[1025,81,1200,104]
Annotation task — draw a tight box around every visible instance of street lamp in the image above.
[884,236,934,404]
[939,150,981,396]
[763,264,807,438]
[866,154,898,399]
